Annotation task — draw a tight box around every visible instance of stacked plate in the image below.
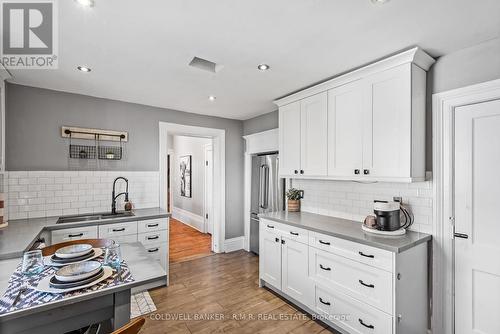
[50,261,104,289]
[45,244,103,267]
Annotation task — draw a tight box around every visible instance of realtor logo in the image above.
[0,0,58,69]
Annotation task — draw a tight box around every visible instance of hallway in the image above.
[169,218,212,263]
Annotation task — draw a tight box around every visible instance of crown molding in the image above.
[274,47,435,107]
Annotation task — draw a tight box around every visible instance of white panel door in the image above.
[327,80,365,177]
[300,92,328,176]
[455,99,500,334]
[279,102,301,176]
[281,237,312,307]
[363,64,411,178]
[260,227,282,289]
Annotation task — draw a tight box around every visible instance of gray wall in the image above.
[5,83,244,239]
[172,135,211,216]
[243,110,278,136]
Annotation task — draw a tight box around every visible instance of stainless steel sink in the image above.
[56,211,135,224]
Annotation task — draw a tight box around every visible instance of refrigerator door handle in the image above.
[259,165,269,209]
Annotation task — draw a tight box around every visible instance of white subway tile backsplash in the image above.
[292,179,433,232]
[6,171,160,220]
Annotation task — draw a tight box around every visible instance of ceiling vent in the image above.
[189,57,223,73]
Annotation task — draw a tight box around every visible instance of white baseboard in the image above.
[224,236,245,253]
[172,207,204,232]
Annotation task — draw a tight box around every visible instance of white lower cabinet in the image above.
[259,218,429,334]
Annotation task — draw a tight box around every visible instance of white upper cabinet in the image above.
[279,101,301,176]
[279,92,328,177]
[328,80,366,177]
[300,93,328,176]
[276,47,434,182]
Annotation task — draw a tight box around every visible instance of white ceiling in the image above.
[8,0,500,120]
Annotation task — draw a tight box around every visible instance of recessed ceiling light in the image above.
[208,95,216,101]
[371,0,390,4]
[77,66,91,72]
[75,0,95,7]
[257,64,270,71]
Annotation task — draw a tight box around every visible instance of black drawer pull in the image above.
[359,279,375,288]
[319,240,331,245]
[112,228,126,232]
[319,297,331,306]
[359,251,374,258]
[148,248,159,253]
[68,233,84,238]
[147,235,159,240]
[147,223,159,228]
[290,231,299,236]
[267,225,274,229]
[354,169,360,175]
[319,264,331,271]
[358,318,374,329]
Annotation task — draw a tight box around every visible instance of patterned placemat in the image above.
[0,254,134,315]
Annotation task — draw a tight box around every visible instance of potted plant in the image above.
[286,188,303,212]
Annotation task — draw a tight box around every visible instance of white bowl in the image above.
[55,261,102,282]
[55,244,93,259]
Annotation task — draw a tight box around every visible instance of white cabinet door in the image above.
[279,101,301,176]
[260,226,282,289]
[300,92,328,176]
[327,81,366,177]
[281,237,312,307]
[363,64,412,178]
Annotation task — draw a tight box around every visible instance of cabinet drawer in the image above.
[109,234,138,244]
[309,247,393,314]
[314,284,393,334]
[138,218,168,233]
[143,242,167,268]
[309,232,394,272]
[52,226,98,244]
[261,219,309,244]
[138,231,167,245]
[99,222,138,238]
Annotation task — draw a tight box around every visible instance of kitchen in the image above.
[0,1,500,334]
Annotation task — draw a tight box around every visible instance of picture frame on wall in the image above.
[180,155,192,198]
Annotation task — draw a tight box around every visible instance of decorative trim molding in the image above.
[432,78,500,334]
[172,207,204,232]
[224,236,245,253]
[274,47,435,107]
[243,128,279,154]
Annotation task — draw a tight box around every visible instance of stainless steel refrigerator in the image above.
[250,153,285,254]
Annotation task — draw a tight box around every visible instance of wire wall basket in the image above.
[66,129,126,161]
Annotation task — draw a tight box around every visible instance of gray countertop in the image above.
[0,242,167,321]
[259,211,431,253]
[0,208,170,260]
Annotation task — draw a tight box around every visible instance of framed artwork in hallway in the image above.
[180,155,192,198]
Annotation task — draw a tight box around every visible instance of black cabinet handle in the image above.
[68,233,84,238]
[354,169,360,175]
[320,264,331,271]
[147,235,160,240]
[267,225,274,229]
[359,279,375,288]
[358,318,374,329]
[319,297,331,306]
[359,251,375,258]
[300,170,304,174]
[275,237,280,243]
[147,223,159,228]
[281,239,285,244]
[290,231,299,236]
[148,248,159,253]
[319,240,331,245]
[363,169,370,175]
[112,228,126,232]
[294,170,298,174]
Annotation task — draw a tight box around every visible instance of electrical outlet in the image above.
[393,196,402,203]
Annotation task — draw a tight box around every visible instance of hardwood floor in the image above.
[143,250,336,334]
[169,218,213,263]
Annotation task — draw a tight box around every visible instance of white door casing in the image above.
[454,99,500,334]
[204,144,213,235]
